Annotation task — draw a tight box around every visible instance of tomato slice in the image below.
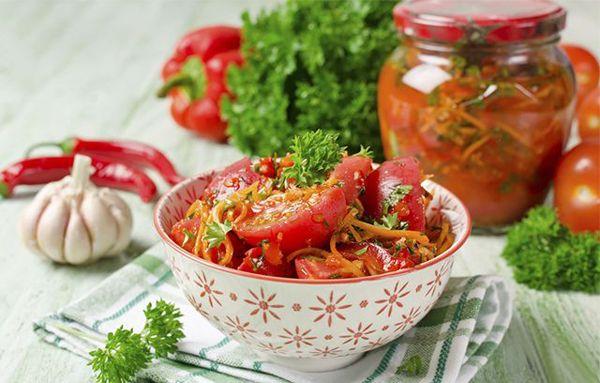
[360,157,426,231]
[205,158,262,202]
[238,247,294,277]
[170,217,201,253]
[338,242,415,274]
[234,187,347,254]
[553,141,600,233]
[330,155,373,203]
[578,88,600,141]
[294,256,354,279]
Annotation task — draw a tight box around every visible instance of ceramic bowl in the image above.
[154,171,471,372]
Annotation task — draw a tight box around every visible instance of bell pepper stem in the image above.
[0,181,9,198]
[156,74,194,98]
[25,137,76,157]
[71,155,92,191]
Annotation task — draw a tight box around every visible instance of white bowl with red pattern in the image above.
[154,171,471,372]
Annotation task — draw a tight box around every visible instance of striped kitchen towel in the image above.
[34,243,512,383]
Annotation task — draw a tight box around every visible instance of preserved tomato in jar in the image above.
[379,0,576,229]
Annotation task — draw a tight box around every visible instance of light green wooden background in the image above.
[0,1,598,382]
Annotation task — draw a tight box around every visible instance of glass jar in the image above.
[378,0,576,230]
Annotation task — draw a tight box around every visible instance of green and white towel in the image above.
[34,243,512,383]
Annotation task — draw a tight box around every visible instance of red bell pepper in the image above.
[158,26,243,142]
[161,26,242,80]
[0,156,157,202]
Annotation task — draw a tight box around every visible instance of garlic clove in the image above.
[63,203,93,264]
[80,189,118,259]
[98,189,133,255]
[20,181,64,257]
[36,195,70,263]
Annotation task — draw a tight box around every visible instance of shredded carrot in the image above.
[329,235,365,277]
[494,121,531,148]
[348,225,363,242]
[286,247,332,262]
[461,135,491,161]
[218,236,234,266]
[454,109,487,130]
[185,200,202,218]
[350,219,430,243]
[233,203,249,223]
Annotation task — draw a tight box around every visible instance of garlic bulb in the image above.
[20,155,133,265]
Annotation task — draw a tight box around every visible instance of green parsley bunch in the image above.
[89,300,184,383]
[502,206,600,293]
[223,0,397,161]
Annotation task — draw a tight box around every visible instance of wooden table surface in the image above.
[0,1,598,382]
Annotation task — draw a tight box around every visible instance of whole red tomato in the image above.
[578,88,600,141]
[553,141,600,233]
[561,44,600,106]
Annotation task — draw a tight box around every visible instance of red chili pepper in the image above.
[25,137,183,186]
[161,26,242,80]
[0,156,157,202]
[158,25,243,142]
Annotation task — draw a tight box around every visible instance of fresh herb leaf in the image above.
[396,355,423,376]
[222,0,397,162]
[357,145,374,159]
[499,174,519,194]
[502,206,600,293]
[354,246,369,256]
[427,88,440,106]
[279,130,344,188]
[376,212,409,230]
[203,220,233,249]
[89,327,150,383]
[450,55,467,73]
[89,300,184,383]
[181,229,195,248]
[250,255,264,272]
[382,184,413,214]
[465,65,481,78]
[143,300,185,358]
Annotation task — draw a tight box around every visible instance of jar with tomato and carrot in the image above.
[378,0,576,230]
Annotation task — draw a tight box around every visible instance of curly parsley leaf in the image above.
[143,300,185,358]
[89,300,184,383]
[502,206,600,293]
[279,130,344,188]
[203,220,233,249]
[382,184,413,214]
[375,213,408,230]
[222,0,396,161]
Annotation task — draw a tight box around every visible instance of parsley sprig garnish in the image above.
[382,184,413,214]
[279,130,345,188]
[203,220,233,249]
[89,300,184,383]
[375,213,408,230]
[502,206,600,292]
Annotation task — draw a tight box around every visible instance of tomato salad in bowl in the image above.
[154,130,470,371]
[169,131,457,280]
